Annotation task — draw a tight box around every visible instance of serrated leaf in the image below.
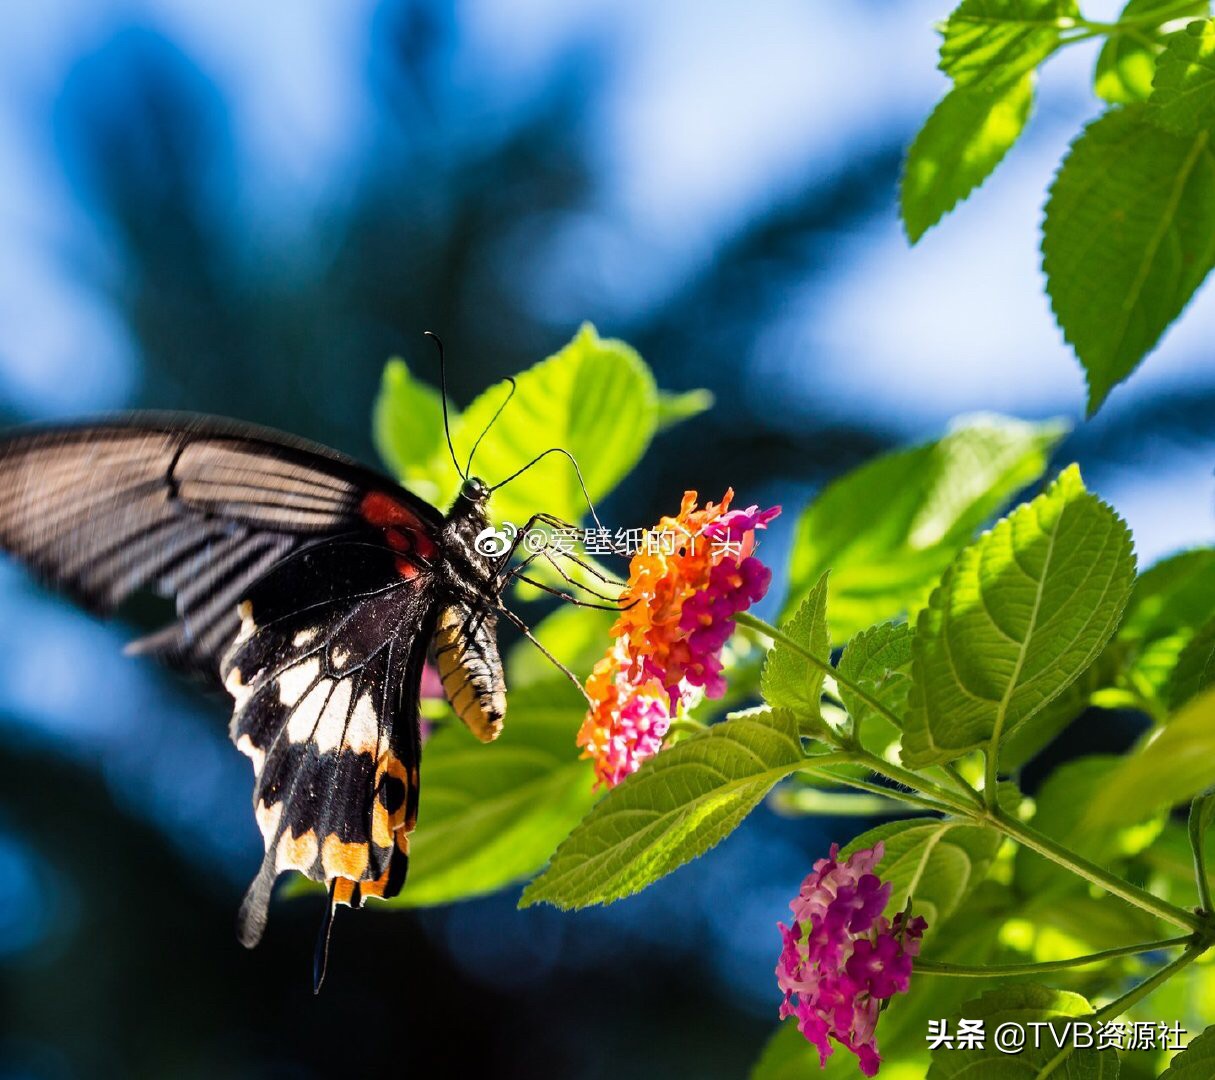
[902,74,1034,243]
[998,644,1126,768]
[656,387,714,430]
[1095,0,1208,104]
[1167,613,1215,709]
[927,986,1117,1078]
[372,357,447,504]
[1160,1022,1215,1076]
[836,621,913,735]
[841,818,1001,934]
[1085,687,1215,831]
[784,414,1065,641]
[395,680,597,906]
[904,466,1136,768]
[939,0,1078,91]
[762,571,830,722]
[1149,18,1215,134]
[1043,106,1215,413]
[520,709,805,909]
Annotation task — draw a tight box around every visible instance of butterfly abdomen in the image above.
[434,603,506,743]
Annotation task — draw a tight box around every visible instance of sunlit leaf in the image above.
[939,0,1078,91]
[836,621,913,735]
[1095,0,1208,104]
[372,356,448,504]
[762,572,830,725]
[1159,1021,1215,1076]
[1148,18,1215,134]
[842,818,1002,934]
[520,708,804,909]
[902,74,1034,243]
[784,415,1065,641]
[1043,106,1215,413]
[1086,687,1215,832]
[904,466,1135,767]
[926,985,1116,1078]
[1168,614,1215,709]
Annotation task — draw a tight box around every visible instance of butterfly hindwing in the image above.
[220,537,438,946]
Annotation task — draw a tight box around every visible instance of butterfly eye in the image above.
[461,477,489,502]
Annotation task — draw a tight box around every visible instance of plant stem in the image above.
[798,765,958,816]
[988,808,1207,934]
[942,762,984,807]
[1093,944,1206,1023]
[914,935,1194,978]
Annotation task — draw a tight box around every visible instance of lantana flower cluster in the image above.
[576,489,780,787]
[777,843,926,1076]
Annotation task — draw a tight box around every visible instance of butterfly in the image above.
[0,358,606,988]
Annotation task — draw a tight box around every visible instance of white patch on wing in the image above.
[224,666,253,709]
[287,679,332,743]
[331,646,350,669]
[235,733,265,773]
[255,799,282,844]
[347,692,379,754]
[278,658,321,707]
[312,679,354,753]
[234,600,257,645]
[292,626,319,647]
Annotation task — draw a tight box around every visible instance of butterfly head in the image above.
[459,476,491,507]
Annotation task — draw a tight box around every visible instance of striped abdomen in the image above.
[434,602,506,742]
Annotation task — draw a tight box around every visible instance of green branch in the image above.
[914,935,1194,978]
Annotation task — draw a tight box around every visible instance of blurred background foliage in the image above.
[1,1,1214,1077]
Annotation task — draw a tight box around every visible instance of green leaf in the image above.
[1187,789,1215,907]
[904,466,1136,768]
[1015,756,1163,897]
[372,357,448,504]
[836,621,913,735]
[1042,106,1215,413]
[1149,18,1215,134]
[784,414,1066,641]
[1085,687,1215,832]
[520,709,805,909]
[939,0,1078,91]
[841,818,1002,933]
[998,643,1126,768]
[926,986,1117,1078]
[396,680,597,906]
[656,387,714,431]
[762,572,830,724]
[457,322,658,525]
[1168,614,1215,709]
[1095,0,1209,105]
[1160,1022,1215,1076]
[902,74,1035,243]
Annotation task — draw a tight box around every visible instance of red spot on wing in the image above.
[360,491,438,560]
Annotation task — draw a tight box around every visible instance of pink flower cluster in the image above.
[578,491,779,788]
[777,843,926,1076]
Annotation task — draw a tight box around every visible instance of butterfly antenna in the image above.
[465,376,516,478]
[313,882,339,994]
[424,330,467,482]
[490,447,606,533]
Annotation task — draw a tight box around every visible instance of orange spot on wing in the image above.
[321,834,370,880]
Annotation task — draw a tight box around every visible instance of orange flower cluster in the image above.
[577,490,779,787]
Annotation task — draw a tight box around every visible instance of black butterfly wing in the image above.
[221,536,438,947]
[0,413,443,677]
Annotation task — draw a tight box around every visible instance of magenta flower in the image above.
[777,843,927,1076]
